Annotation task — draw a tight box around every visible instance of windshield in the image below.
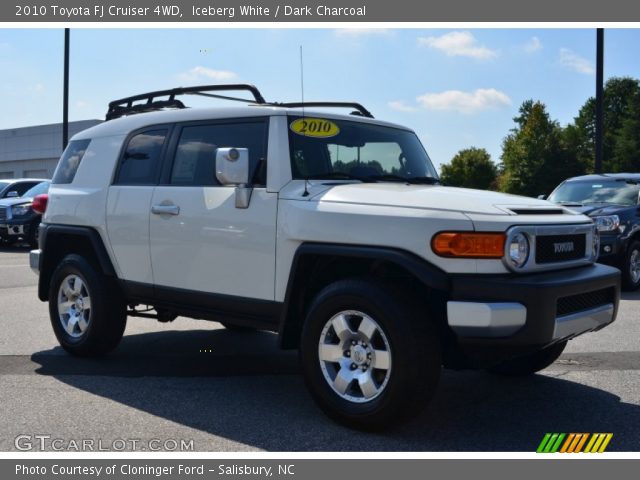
[549,180,640,206]
[22,181,50,198]
[288,116,438,182]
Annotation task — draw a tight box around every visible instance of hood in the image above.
[307,183,563,215]
[564,203,634,216]
[0,196,34,208]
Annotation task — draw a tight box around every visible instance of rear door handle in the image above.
[151,204,180,216]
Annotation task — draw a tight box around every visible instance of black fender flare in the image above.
[278,242,450,348]
[38,224,117,301]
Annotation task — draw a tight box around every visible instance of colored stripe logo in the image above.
[537,433,613,453]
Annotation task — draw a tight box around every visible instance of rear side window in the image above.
[169,121,268,186]
[52,139,91,184]
[115,129,168,185]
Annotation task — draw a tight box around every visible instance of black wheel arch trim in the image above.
[38,224,117,301]
[278,242,450,349]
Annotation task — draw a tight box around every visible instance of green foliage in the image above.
[613,91,640,172]
[498,101,586,197]
[467,77,640,197]
[440,147,497,190]
[573,77,640,172]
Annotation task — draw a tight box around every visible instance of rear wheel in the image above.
[299,279,441,430]
[487,341,567,376]
[49,254,127,357]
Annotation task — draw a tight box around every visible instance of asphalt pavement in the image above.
[0,246,638,452]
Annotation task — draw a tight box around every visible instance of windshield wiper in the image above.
[305,172,376,183]
[557,201,584,206]
[366,174,440,185]
[406,176,440,185]
[366,174,410,183]
[582,201,628,206]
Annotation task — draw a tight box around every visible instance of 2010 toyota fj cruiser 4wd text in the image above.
[30,85,620,430]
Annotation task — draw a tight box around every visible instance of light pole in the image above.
[595,28,604,174]
[63,28,69,150]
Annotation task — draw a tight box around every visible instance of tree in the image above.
[572,77,640,172]
[440,148,497,190]
[613,91,640,172]
[498,100,585,197]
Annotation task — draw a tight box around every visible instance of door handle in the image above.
[151,204,180,215]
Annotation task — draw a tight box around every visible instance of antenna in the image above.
[300,45,305,119]
[300,44,310,197]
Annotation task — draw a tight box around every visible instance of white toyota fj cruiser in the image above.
[30,85,620,429]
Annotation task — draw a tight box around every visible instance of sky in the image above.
[1,28,640,171]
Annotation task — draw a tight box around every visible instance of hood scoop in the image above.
[507,207,566,215]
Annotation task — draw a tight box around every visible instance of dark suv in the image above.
[0,178,46,199]
[0,180,50,248]
[547,173,640,290]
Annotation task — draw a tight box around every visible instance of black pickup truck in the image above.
[547,173,640,290]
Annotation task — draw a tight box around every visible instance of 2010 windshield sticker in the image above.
[290,118,340,138]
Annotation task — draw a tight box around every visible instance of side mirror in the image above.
[215,148,253,209]
[216,148,249,185]
[6,191,18,198]
[537,194,547,200]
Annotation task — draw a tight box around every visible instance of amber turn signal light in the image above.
[432,232,506,258]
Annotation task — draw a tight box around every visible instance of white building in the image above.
[0,120,102,179]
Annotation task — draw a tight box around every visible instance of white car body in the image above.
[30,94,620,429]
[43,107,594,300]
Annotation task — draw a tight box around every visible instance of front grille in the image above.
[556,288,614,317]
[0,206,7,222]
[536,234,586,264]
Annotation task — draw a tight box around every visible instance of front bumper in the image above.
[0,218,33,237]
[447,263,620,363]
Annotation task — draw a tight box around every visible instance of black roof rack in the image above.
[268,101,374,118]
[105,84,374,121]
[105,84,266,120]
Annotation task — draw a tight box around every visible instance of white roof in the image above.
[72,106,412,140]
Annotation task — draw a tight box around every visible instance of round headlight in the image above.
[508,232,529,268]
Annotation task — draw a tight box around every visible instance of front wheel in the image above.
[299,279,441,430]
[487,341,567,376]
[621,240,640,291]
[49,254,127,357]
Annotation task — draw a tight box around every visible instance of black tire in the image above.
[299,278,441,431]
[488,341,567,376]
[621,240,640,291]
[27,221,40,249]
[220,322,256,332]
[49,254,127,357]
